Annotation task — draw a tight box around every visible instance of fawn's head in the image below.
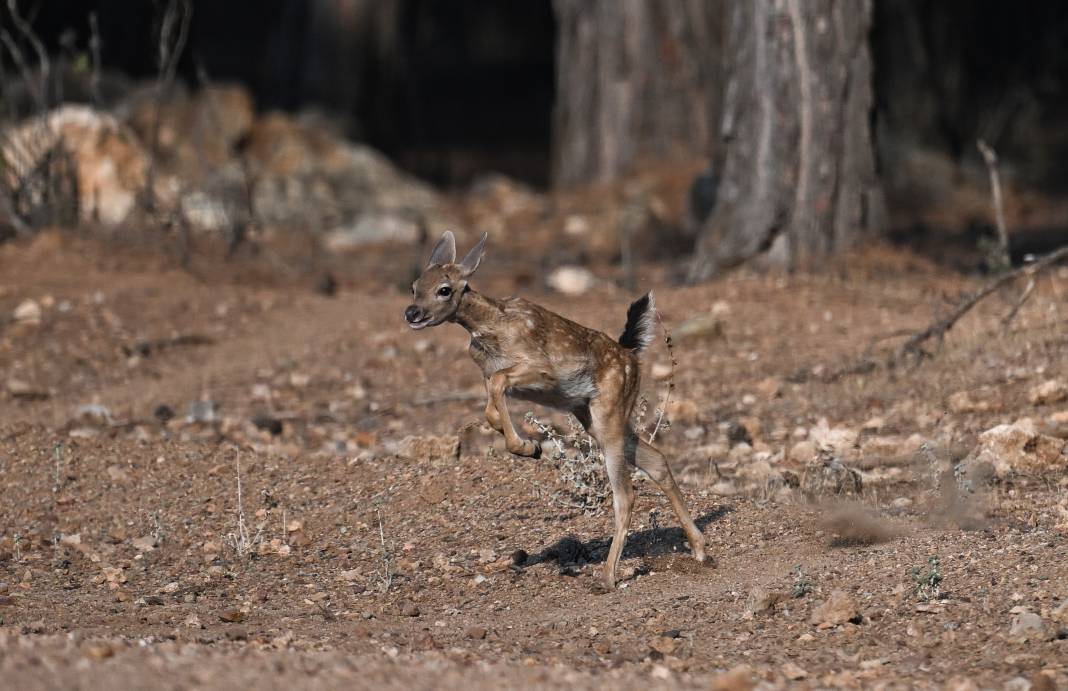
[405,231,486,330]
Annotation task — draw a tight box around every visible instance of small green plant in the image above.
[911,556,944,601]
[791,565,812,598]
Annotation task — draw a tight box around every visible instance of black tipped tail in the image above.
[618,291,656,354]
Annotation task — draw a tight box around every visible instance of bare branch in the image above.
[1001,276,1036,329]
[88,12,103,108]
[976,139,1010,270]
[5,0,49,110]
[898,245,1068,363]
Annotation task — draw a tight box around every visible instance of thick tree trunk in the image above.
[689,0,884,280]
[551,0,724,187]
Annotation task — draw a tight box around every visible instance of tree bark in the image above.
[551,0,724,187]
[689,0,884,280]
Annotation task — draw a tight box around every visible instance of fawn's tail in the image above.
[618,291,656,354]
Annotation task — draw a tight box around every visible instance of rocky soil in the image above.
[1,233,1067,690]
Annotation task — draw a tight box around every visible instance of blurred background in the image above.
[2,0,1068,284]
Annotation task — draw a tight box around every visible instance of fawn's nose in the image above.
[404,305,424,323]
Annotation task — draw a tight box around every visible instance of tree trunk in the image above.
[689,0,884,280]
[551,0,724,187]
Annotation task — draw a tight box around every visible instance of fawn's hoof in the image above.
[509,439,541,458]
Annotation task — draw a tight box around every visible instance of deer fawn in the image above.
[404,231,707,589]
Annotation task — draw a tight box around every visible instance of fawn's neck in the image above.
[452,288,499,336]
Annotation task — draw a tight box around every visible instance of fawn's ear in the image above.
[458,232,487,277]
[427,230,456,267]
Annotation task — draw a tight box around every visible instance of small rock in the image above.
[465,625,487,640]
[944,676,980,691]
[709,480,737,496]
[1004,678,1034,691]
[649,635,677,655]
[75,403,114,426]
[745,586,787,617]
[789,439,818,463]
[808,419,858,453]
[651,362,672,381]
[13,299,42,324]
[1052,600,1068,625]
[948,389,992,414]
[801,455,862,497]
[674,313,723,341]
[782,662,807,680]
[960,421,1066,478]
[810,590,860,628]
[1029,379,1068,406]
[130,536,156,553]
[710,664,755,691]
[219,609,246,623]
[1009,611,1045,639]
[251,414,284,436]
[6,378,48,400]
[546,265,596,295]
[153,404,175,424]
[756,376,783,399]
[728,442,753,464]
[83,643,115,661]
[665,399,699,425]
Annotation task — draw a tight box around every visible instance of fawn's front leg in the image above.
[487,366,541,458]
[483,378,504,433]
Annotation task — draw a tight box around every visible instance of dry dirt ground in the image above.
[1,233,1067,690]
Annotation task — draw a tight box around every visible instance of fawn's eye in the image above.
[437,285,452,298]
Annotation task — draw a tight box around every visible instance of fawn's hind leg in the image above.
[630,432,707,563]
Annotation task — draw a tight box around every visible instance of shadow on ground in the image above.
[522,507,730,572]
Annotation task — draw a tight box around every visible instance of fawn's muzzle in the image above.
[405,305,429,328]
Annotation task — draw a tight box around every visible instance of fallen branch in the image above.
[897,245,1068,363]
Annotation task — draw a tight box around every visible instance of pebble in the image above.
[219,609,246,623]
[810,590,860,628]
[1008,611,1044,639]
[546,265,595,295]
[1029,379,1068,406]
[83,643,115,661]
[782,662,808,680]
[13,299,42,324]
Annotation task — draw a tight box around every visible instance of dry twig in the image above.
[976,139,1011,272]
[897,245,1068,363]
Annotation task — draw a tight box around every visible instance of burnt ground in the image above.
[1,232,1067,689]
